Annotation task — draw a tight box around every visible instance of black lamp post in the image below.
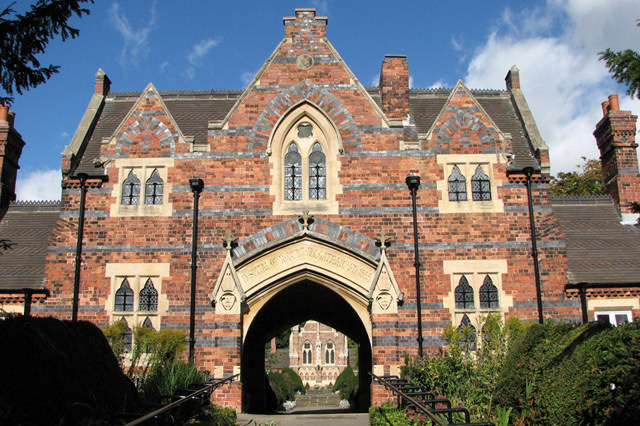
[70,173,108,322]
[189,177,204,364]
[406,174,424,357]
[523,167,544,324]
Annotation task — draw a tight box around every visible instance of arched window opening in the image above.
[303,341,312,365]
[121,170,140,205]
[284,143,302,200]
[121,318,133,353]
[145,169,164,205]
[454,276,474,309]
[139,278,158,312]
[115,278,134,311]
[472,165,491,201]
[325,341,335,364]
[479,275,499,308]
[448,165,467,201]
[309,142,326,200]
[458,314,476,350]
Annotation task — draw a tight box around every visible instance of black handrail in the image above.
[124,374,238,426]
[370,373,446,426]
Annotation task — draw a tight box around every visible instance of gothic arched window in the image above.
[325,341,335,364]
[302,341,312,365]
[121,170,140,205]
[455,276,474,309]
[471,165,491,201]
[145,169,164,205]
[309,142,326,200]
[284,143,302,200]
[115,278,134,311]
[479,275,499,308]
[448,165,467,201]
[458,314,476,350]
[122,319,133,353]
[139,278,158,312]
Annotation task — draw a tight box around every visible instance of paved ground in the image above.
[236,389,369,425]
[236,407,369,425]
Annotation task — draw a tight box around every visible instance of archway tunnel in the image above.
[241,279,372,413]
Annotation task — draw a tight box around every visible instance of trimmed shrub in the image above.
[281,367,305,395]
[267,370,293,406]
[187,404,237,426]
[495,320,640,425]
[333,365,358,401]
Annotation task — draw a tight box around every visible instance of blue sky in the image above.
[7,0,640,200]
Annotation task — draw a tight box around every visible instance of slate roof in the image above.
[73,87,539,174]
[0,201,60,291]
[551,196,640,285]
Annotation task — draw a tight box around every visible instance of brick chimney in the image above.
[379,55,410,121]
[95,68,111,96]
[594,94,640,224]
[283,8,327,40]
[0,105,25,221]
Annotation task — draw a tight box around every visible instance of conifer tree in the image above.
[0,0,93,105]
[599,20,640,100]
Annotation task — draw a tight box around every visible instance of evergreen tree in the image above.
[0,0,93,105]
[599,20,640,100]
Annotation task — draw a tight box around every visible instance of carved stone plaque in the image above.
[220,292,236,311]
[376,292,392,310]
[296,54,314,70]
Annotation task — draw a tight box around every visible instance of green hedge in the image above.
[332,365,358,401]
[494,320,640,425]
[267,368,304,406]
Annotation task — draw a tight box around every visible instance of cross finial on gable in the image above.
[223,231,237,251]
[376,231,391,251]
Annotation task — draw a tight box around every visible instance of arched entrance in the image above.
[241,278,371,413]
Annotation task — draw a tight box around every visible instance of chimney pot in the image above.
[0,105,8,123]
[602,101,610,116]
[7,111,15,127]
[608,94,620,111]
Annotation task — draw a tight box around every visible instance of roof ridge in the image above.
[11,200,61,206]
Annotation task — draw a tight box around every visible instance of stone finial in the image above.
[376,231,391,251]
[299,210,314,230]
[223,231,237,251]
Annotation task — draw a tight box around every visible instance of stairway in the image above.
[295,388,342,408]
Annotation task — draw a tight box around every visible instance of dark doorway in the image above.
[241,279,371,413]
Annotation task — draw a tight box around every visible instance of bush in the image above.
[267,370,293,406]
[495,320,640,425]
[402,314,527,422]
[333,365,358,401]
[139,359,206,403]
[281,367,305,395]
[369,403,410,425]
[187,404,236,426]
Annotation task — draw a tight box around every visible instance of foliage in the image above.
[281,367,305,395]
[402,314,528,423]
[0,0,93,105]
[332,365,359,401]
[550,157,604,196]
[599,20,640,99]
[369,403,412,425]
[276,327,291,348]
[187,405,237,426]
[494,320,640,425]
[139,359,206,403]
[267,370,294,406]
[102,318,128,364]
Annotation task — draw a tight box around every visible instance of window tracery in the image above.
[479,275,499,309]
[448,165,467,201]
[284,143,302,201]
[471,165,491,201]
[121,170,140,205]
[145,169,164,205]
[139,278,159,312]
[454,276,474,309]
[115,278,134,312]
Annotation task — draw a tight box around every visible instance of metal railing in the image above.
[370,373,494,426]
[124,374,238,426]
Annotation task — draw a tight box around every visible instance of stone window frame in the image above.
[588,298,638,327]
[302,341,313,365]
[105,263,170,333]
[437,154,505,214]
[110,158,174,217]
[325,341,335,365]
[595,310,632,326]
[443,259,513,348]
[269,103,342,215]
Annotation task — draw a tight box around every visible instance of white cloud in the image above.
[311,0,329,16]
[188,39,219,65]
[15,169,62,201]
[429,80,447,89]
[463,0,640,175]
[241,71,257,87]
[451,34,463,52]
[108,2,157,67]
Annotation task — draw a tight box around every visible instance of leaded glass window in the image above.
[115,278,134,311]
[298,123,313,138]
[455,276,474,309]
[145,169,164,205]
[325,341,335,364]
[303,342,312,365]
[122,319,132,353]
[309,142,326,200]
[142,316,154,329]
[122,170,140,205]
[139,278,158,312]
[479,275,499,308]
[284,143,302,200]
[448,165,467,201]
[458,314,477,350]
[471,165,491,201]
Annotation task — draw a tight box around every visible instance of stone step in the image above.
[295,388,342,407]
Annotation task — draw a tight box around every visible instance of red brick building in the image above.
[2,8,640,413]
